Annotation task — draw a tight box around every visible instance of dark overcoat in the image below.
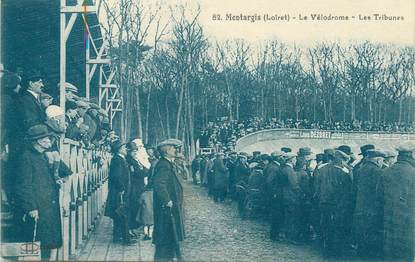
[126,155,147,228]
[353,160,384,251]
[281,164,300,205]
[152,157,185,245]
[14,147,62,249]
[16,90,45,131]
[213,158,229,191]
[104,154,130,219]
[382,156,415,259]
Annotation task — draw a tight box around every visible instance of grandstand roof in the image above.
[2,0,103,99]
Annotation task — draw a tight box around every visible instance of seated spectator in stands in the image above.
[65,101,82,140]
[40,92,54,110]
[45,105,66,135]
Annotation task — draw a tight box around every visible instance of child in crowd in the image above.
[136,184,154,240]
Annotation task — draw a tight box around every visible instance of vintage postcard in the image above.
[1,0,414,261]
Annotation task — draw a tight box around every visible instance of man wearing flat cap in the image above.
[314,149,353,257]
[152,139,185,261]
[14,124,62,260]
[353,149,385,258]
[104,140,136,245]
[382,145,415,260]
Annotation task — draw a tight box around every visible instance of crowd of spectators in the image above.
[1,67,120,152]
[0,66,121,260]
[199,117,415,151]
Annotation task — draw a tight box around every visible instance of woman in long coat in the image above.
[126,141,148,230]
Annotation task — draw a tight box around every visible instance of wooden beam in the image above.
[61,5,97,13]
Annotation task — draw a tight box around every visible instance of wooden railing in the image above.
[58,138,111,260]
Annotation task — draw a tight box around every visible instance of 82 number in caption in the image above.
[212,14,222,20]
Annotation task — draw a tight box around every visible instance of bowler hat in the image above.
[334,150,350,161]
[111,140,126,153]
[157,139,183,148]
[298,147,313,157]
[281,147,292,153]
[126,141,139,151]
[337,145,353,155]
[359,144,375,156]
[324,148,336,157]
[23,70,44,83]
[316,153,325,162]
[26,124,53,140]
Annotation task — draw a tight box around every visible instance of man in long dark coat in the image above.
[213,152,229,202]
[126,141,148,232]
[14,124,62,260]
[104,140,135,245]
[353,150,385,258]
[281,152,302,243]
[226,151,238,199]
[316,150,353,258]
[267,151,285,240]
[152,139,185,261]
[382,146,415,261]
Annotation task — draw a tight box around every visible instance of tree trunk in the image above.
[135,86,143,138]
[165,93,171,138]
[144,87,151,143]
[175,74,185,139]
[156,94,166,138]
[185,76,195,159]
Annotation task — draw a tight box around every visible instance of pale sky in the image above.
[104,0,415,47]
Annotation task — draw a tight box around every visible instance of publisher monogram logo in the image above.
[20,242,40,255]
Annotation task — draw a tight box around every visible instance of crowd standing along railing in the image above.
[235,128,415,152]
[58,139,110,260]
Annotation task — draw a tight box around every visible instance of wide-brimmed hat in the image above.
[359,144,375,156]
[26,124,53,140]
[111,140,126,153]
[297,147,313,157]
[157,139,183,149]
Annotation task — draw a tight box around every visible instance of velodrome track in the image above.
[235,129,415,157]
